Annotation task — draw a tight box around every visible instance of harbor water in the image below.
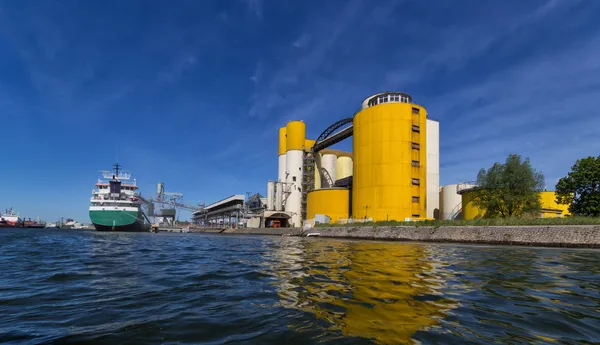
[1,229,599,344]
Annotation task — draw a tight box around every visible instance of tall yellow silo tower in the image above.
[353,92,427,221]
[285,121,306,227]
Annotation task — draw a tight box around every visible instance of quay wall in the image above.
[225,225,600,248]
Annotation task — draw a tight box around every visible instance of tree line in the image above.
[471,154,600,218]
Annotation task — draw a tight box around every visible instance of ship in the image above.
[0,208,22,228]
[89,163,151,232]
[23,218,46,228]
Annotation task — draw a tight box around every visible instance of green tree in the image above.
[555,156,600,216]
[472,154,545,218]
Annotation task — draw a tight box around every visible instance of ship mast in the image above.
[112,162,121,180]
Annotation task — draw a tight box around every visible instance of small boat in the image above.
[60,219,82,229]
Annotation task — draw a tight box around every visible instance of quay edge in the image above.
[221,225,600,248]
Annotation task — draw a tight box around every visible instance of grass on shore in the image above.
[316,216,600,228]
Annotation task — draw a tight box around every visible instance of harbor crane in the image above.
[149,182,206,226]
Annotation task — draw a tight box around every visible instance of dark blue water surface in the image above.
[1,228,599,344]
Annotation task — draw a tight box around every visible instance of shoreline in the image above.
[216,225,600,248]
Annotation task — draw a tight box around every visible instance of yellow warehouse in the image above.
[461,190,570,220]
[353,92,427,221]
[539,191,570,218]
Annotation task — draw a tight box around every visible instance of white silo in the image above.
[267,181,275,211]
[336,155,353,180]
[440,184,463,220]
[426,119,440,219]
[321,152,337,187]
[275,182,284,211]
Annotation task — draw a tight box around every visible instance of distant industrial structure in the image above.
[190,193,267,227]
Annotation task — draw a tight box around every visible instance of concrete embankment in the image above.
[224,225,600,248]
[190,228,227,233]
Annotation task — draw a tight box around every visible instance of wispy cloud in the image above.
[242,0,263,18]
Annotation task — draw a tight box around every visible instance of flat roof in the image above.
[204,194,245,210]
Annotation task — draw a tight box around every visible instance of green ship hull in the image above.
[89,209,149,232]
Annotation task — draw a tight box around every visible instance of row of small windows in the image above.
[367,93,411,107]
[98,185,136,191]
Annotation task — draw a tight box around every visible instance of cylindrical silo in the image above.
[353,92,427,221]
[285,121,306,227]
[278,127,287,182]
[461,189,484,220]
[336,155,353,180]
[307,188,350,223]
[275,182,284,211]
[440,184,462,220]
[321,152,337,187]
[314,152,322,190]
[426,119,440,219]
[304,139,315,150]
[267,181,275,211]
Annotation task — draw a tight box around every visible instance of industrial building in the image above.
[260,92,441,227]
[191,193,267,227]
[190,90,565,228]
[439,184,570,220]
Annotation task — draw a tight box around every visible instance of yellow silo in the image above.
[461,189,484,220]
[353,92,427,221]
[304,139,315,150]
[306,188,350,223]
[278,127,287,155]
[286,121,306,151]
[285,121,306,227]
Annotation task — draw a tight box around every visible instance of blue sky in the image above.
[1,0,599,222]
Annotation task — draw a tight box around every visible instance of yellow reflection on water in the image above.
[271,239,457,344]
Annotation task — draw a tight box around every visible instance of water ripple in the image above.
[0,229,599,344]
